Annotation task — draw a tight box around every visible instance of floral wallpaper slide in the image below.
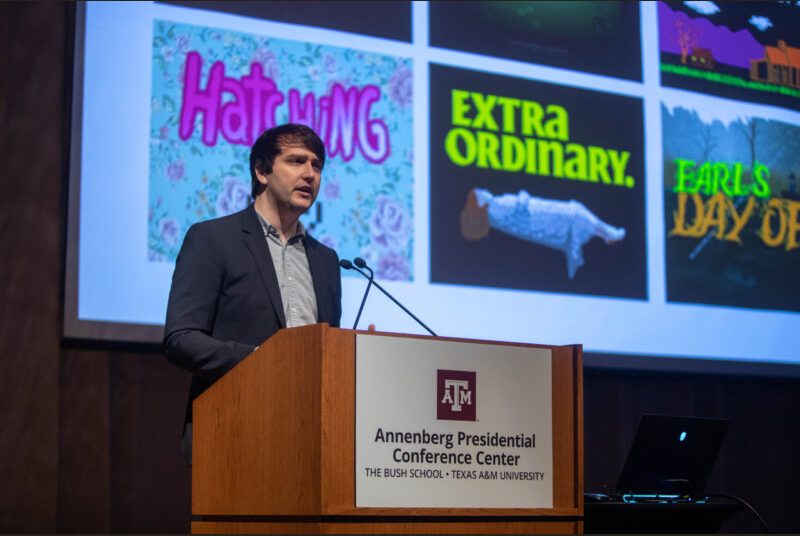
[148,20,414,280]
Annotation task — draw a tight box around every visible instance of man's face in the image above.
[259,143,322,214]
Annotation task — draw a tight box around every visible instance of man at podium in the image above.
[163,123,342,463]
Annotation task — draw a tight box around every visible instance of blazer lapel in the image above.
[304,236,330,323]
[240,205,286,328]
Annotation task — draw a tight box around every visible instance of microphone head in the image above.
[354,257,367,268]
[338,259,353,269]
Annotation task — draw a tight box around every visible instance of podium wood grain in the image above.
[192,519,582,533]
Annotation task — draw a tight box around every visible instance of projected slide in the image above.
[67,1,800,366]
[162,0,413,42]
[658,1,800,111]
[430,1,642,81]
[663,104,800,312]
[429,64,645,298]
[148,20,414,278]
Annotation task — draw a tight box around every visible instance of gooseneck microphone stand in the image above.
[339,258,437,336]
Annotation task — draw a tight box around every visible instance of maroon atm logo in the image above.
[437,369,476,421]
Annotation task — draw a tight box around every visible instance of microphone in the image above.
[353,256,372,276]
[339,259,373,329]
[340,257,437,336]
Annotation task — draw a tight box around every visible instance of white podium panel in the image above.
[355,334,553,508]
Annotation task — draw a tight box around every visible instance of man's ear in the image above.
[255,168,269,188]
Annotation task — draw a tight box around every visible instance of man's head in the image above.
[250,124,326,199]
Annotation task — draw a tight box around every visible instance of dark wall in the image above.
[0,1,62,530]
[0,3,191,533]
[0,2,797,533]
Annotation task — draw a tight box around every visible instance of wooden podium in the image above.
[191,324,583,534]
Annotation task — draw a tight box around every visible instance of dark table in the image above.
[584,496,743,533]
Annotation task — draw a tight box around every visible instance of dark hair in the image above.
[249,123,326,198]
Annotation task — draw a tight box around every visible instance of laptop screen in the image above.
[616,415,729,497]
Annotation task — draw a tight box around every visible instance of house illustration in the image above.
[689,47,715,70]
[750,40,800,88]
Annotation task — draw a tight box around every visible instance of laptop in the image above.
[615,414,729,500]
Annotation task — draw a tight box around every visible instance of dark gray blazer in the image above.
[164,204,342,436]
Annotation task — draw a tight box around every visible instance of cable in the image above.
[707,493,771,534]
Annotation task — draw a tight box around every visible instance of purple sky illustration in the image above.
[658,2,765,69]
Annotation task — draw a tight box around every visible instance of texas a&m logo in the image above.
[437,369,476,421]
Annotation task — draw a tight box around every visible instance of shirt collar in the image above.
[255,210,306,242]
